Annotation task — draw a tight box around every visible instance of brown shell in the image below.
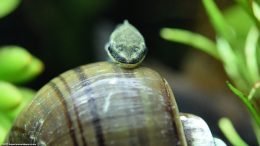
[7,62,187,146]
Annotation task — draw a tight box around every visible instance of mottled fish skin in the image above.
[106,20,147,68]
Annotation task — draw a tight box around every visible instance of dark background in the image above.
[0,0,202,83]
[0,0,257,145]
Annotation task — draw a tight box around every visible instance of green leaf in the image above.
[217,37,251,90]
[252,1,260,22]
[0,124,8,144]
[244,26,259,84]
[227,82,260,127]
[224,5,253,38]
[0,0,21,18]
[255,0,260,8]
[0,46,44,83]
[160,28,219,60]
[0,113,12,144]
[0,81,22,110]
[8,56,44,83]
[247,0,260,29]
[216,38,241,83]
[218,117,248,146]
[202,0,235,42]
[234,0,250,12]
[248,81,260,100]
[0,46,32,81]
[6,87,35,121]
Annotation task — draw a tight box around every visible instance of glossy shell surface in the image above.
[180,114,216,146]
[7,62,186,146]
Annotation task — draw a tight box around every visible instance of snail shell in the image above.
[180,114,219,146]
[6,62,221,146]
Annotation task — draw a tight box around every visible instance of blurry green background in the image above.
[0,0,257,145]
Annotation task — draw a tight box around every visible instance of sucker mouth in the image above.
[108,45,147,64]
[114,54,142,64]
[108,48,132,64]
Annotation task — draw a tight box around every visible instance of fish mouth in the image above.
[107,46,147,65]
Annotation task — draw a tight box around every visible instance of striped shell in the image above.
[7,62,187,146]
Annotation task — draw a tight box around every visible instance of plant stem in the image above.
[228,83,260,127]
[219,117,248,146]
[160,28,220,60]
[202,0,235,42]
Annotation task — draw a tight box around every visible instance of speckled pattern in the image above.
[106,21,147,68]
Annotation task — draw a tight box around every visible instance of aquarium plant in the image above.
[0,0,44,144]
[160,0,260,145]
